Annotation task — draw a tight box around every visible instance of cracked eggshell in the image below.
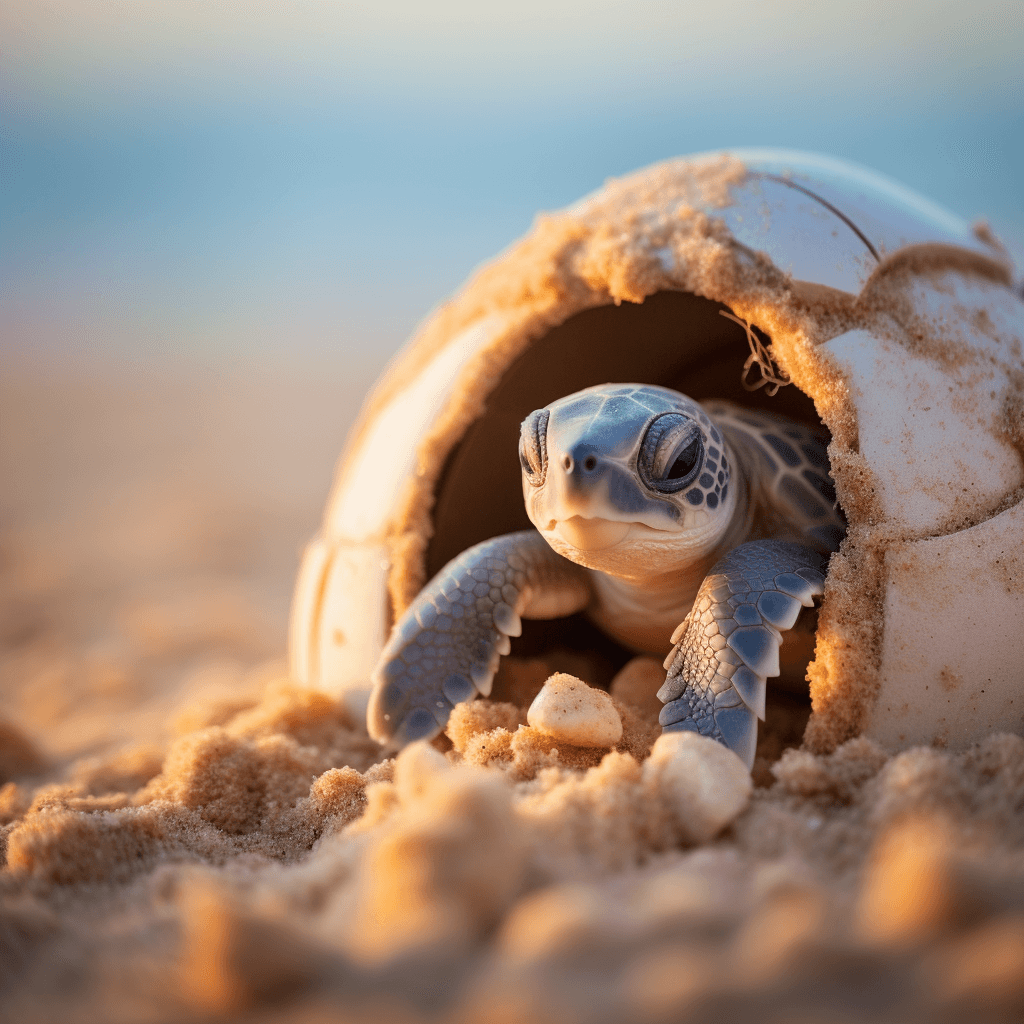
[868,500,1024,750]
[822,275,1023,533]
[290,149,1023,753]
[811,265,1024,751]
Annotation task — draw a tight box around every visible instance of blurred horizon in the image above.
[2,1,1022,378]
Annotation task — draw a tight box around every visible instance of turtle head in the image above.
[519,384,738,576]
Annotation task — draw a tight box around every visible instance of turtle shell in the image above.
[290,149,1024,754]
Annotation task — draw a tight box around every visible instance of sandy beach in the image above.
[2,354,1023,1024]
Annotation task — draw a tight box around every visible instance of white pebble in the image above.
[527,673,623,748]
[643,732,752,844]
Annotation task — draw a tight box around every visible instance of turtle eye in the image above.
[638,412,704,492]
[519,408,549,486]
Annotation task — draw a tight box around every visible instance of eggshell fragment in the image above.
[527,674,623,748]
[863,498,1024,750]
[822,272,1023,534]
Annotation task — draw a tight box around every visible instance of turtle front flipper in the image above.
[657,540,828,770]
[368,530,590,748]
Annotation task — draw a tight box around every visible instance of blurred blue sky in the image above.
[2,1,1022,370]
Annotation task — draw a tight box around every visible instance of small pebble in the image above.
[527,674,623,748]
[643,732,752,844]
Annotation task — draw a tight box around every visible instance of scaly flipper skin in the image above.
[657,539,828,769]
[367,530,590,747]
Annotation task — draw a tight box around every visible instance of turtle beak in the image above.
[535,444,629,550]
[548,442,612,519]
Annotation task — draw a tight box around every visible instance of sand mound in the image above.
[4,670,1024,1024]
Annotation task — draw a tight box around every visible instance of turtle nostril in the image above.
[583,455,598,472]
[562,455,573,472]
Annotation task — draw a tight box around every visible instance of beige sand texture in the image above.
[3,356,1024,1024]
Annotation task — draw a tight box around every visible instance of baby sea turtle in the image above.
[367,383,845,768]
